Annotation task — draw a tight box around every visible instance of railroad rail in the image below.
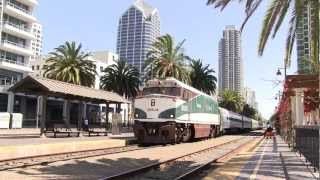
[103,132,262,180]
[0,144,155,171]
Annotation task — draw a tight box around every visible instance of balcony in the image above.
[5,2,37,22]
[0,58,32,73]
[2,21,33,39]
[0,77,16,85]
[0,40,33,56]
[16,0,38,7]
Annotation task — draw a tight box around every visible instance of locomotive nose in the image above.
[141,96,176,119]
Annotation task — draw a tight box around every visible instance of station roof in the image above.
[9,75,129,104]
[285,75,319,89]
[277,74,319,114]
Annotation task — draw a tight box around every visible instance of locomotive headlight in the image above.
[135,114,139,118]
[170,114,174,118]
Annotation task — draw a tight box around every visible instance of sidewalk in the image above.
[202,135,317,180]
[236,136,317,179]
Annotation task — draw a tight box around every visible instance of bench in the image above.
[86,124,108,136]
[47,124,81,138]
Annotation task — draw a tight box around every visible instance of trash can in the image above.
[0,113,10,129]
[11,113,23,129]
[112,113,122,135]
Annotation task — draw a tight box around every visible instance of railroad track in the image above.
[0,144,155,171]
[102,133,262,180]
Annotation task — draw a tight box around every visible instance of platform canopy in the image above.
[8,75,129,104]
[285,75,319,89]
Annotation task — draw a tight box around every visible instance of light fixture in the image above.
[276,69,282,76]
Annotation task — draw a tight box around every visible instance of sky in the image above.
[35,0,298,119]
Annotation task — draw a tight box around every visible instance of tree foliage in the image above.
[100,60,140,99]
[190,59,217,95]
[43,41,96,87]
[219,90,244,113]
[242,104,257,118]
[144,34,190,83]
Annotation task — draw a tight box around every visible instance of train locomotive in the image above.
[133,78,259,144]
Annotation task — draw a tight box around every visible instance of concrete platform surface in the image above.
[0,132,134,161]
[202,136,317,180]
[0,135,258,180]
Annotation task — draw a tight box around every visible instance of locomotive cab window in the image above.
[182,90,191,100]
[143,87,181,96]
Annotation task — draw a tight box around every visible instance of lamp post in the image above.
[275,90,282,102]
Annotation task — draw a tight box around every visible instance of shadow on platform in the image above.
[7,157,196,180]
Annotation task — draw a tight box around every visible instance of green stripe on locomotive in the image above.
[175,95,219,117]
[155,95,219,119]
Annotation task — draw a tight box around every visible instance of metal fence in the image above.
[295,126,319,171]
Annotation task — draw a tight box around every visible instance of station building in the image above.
[7,51,131,129]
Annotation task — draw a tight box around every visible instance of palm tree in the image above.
[100,60,140,99]
[144,34,190,83]
[207,0,319,68]
[190,59,217,95]
[219,90,244,113]
[43,41,96,87]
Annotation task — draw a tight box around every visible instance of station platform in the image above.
[204,135,318,179]
[0,129,135,161]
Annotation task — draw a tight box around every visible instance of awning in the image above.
[278,74,319,114]
[8,75,129,104]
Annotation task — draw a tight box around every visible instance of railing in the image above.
[3,21,30,32]
[6,1,32,15]
[22,118,38,128]
[0,57,26,66]
[0,77,16,86]
[1,39,26,48]
[295,126,320,171]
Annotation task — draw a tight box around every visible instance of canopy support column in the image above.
[37,95,47,137]
[7,92,14,113]
[116,103,121,113]
[63,100,70,127]
[127,103,131,126]
[105,102,109,129]
[78,101,85,131]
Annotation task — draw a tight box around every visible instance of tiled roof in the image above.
[9,75,129,103]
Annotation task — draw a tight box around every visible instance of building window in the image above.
[36,65,40,70]
[100,66,104,72]
[0,93,8,112]
[32,66,34,70]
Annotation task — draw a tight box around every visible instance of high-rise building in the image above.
[242,87,257,108]
[296,4,313,74]
[116,0,160,77]
[218,25,243,94]
[0,0,40,113]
